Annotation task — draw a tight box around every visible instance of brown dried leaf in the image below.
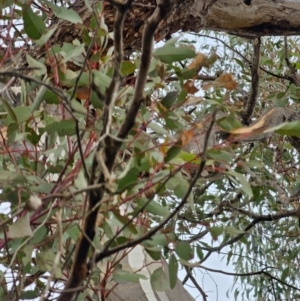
[183,80,199,94]
[180,129,194,146]
[202,73,238,91]
[188,53,207,72]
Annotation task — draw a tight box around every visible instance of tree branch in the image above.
[57,2,133,300]
[241,37,261,125]
[57,1,173,300]
[185,267,208,301]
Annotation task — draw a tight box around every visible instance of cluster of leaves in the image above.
[1,1,300,301]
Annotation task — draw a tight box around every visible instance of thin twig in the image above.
[200,265,300,292]
[185,267,208,301]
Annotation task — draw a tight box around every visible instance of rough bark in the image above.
[23,0,300,61]
[67,1,300,44]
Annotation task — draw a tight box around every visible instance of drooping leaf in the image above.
[226,169,253,198]
[22,4,46,39]
[112,211,138,235]
[30,85,47,112]
[168,253,178,289]
[151,267,170,292]
[196,245,204,260]
[210,226,224,240]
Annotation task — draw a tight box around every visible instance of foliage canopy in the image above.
[1,1,300,301]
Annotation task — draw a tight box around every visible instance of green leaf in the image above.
[145,248,161,260]
[0,95,17,122]
[35,25,58,46]
[136,198,170,217]
[281,267,289,282]
[30,226,47,244]
[13,106,32,124]
[151,267,170,292]
[66,225,81,242]
[36,250,62,278]
[196,245,204,260]
[8,213,33,238]
[161,91,179,109]
[26,54,47,76]
[120,61,136,77]
[92,70,111,94]
[30,85,47,113]
[71,99,87,115]
[210,226,224,240]
[22,245,33,267]
[43,89,59,104]
[178,151,200,164]
[175,241,193,261]
[145,233,175,246]
[113,270,146,284]
[148,122,168,135]
[43,1,82,24]
[275,121,300,136]
[218,112,242,132]
[153,45,196,64]
[112,211,138,234]
[225,226,245,237]
[22,4,46,40]
[117,166,139,191]
[61,43,85,64]
[226,169,253,198]
[45,119,76,136]
[208,149,232,163]
[168,253,178,289]
[20,290,39,299]
[165,145,181,163]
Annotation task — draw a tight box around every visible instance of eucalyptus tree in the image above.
[1,1,300,301]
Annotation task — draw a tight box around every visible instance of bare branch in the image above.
[185,267,208,301]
